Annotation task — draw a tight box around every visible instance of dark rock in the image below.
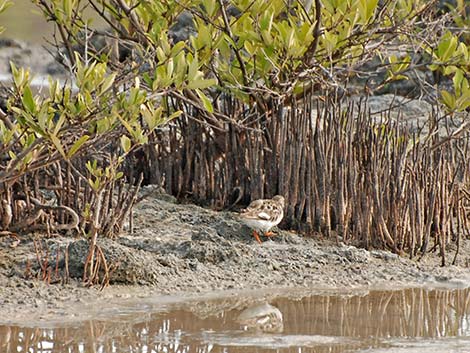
[46,63,67,76]
[169,11,196,43]
[371,250,399,262]
[0,38,23,49]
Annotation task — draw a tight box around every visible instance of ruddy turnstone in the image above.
[240,195,285,244]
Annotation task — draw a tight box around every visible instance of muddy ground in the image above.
[1,187,470,325]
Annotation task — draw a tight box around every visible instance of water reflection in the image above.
[1,287,470,353]
[236,302,284,333]
[279,287,470,339]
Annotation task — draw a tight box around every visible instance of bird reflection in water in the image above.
[236,302,284,333]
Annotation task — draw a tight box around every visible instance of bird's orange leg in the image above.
[253,230,262,244]
[264,231,275,237]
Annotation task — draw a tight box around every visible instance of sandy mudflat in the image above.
[1,188,469,325]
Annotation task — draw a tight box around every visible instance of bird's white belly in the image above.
[241,218,275,232]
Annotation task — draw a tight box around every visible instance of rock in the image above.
[0,38,23,49]
[371,250,399,262]
[66,238,164,285]
[169,11,196,43]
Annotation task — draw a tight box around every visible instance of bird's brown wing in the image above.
[246,199,264,210]
[242,199,270,220]
[242,198,284,223]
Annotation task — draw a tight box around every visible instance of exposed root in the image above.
[8,196,79,233]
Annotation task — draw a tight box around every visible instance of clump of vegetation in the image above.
[1,0,470,282]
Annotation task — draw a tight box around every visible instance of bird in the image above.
[239,195,285,244]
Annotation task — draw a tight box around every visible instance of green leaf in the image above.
[196,89,214,113]
[322,31,338,56]
[201,0,218,16]
[49,133,66,158]
[22,86,35,113]
[358,0,378,23]
[63,0,72,18]
[453,69,465,93]
[120,135,132,153]
[456,94,470,111]
[166,58,174,78]
[187,54,199,82]
[10,62,24,89]
[53,113,66,135]
[440,90,456,110]
[100,73,116,94]
[37,109,48,131]
[142,105,162,130]
[86,160,94,174]
[0,0,13,14]
[118,115,135,136]
[67,135,90,159]
[244,41,256,55]
[186,78,217,90]
[367,0,379,19]
[89,178,101,191]
[168,110,183,120]
[156,47,166,62]
[437,32,458,62]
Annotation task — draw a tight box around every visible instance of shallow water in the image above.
[0,0,103,43]
[0,0,49,43]
[2,287,470,353]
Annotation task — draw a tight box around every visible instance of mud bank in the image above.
[1,188,470,325]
